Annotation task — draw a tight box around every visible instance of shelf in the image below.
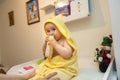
[41,4,54,10]
[40,0,55,10]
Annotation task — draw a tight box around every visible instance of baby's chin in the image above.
[56,37,62,41]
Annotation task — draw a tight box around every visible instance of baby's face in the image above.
[45,23,62,41]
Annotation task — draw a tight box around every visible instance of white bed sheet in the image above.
[7,57,114,80]
[7,59,39,75]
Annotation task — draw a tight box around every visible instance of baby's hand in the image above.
[45,35,49,43]
[45,35,54,43]
[47,35,56,45]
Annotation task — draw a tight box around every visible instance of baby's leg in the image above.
[45,72,57,79]
[46,72,61,80]
[41,72,57,80]
[41,77,61,80]
[48,70,72,80]
[40,78,47,80]
[51,78,61,80]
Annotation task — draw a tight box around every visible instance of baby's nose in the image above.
[49,31,54,35]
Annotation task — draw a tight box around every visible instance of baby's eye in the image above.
[47,30,50,33]
[52,28,56,31]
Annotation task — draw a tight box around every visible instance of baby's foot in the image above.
[41,78,48,80]
[45,72,57,79]
[41,72,57,80]
[51,78,61,80]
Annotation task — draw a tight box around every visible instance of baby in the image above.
[29,14,78,80]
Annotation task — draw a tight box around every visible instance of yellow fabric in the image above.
[29,14,78,80]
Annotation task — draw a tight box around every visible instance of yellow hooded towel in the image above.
[29,14,78,80]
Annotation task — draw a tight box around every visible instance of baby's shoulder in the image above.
[58,38,67,45]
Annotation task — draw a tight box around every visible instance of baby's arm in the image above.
[42,36,49,57]
[42,41,47,57]
[50,39,73,59]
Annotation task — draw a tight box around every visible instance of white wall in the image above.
[0,0,113,69]
[108,0,120,79]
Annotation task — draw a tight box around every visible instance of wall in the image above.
[0,0,2,64]
[108,0,120,79]
[0,15,1,64]
[0,0,113,69]
[64,0,114,68]
[0,0,46,68]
